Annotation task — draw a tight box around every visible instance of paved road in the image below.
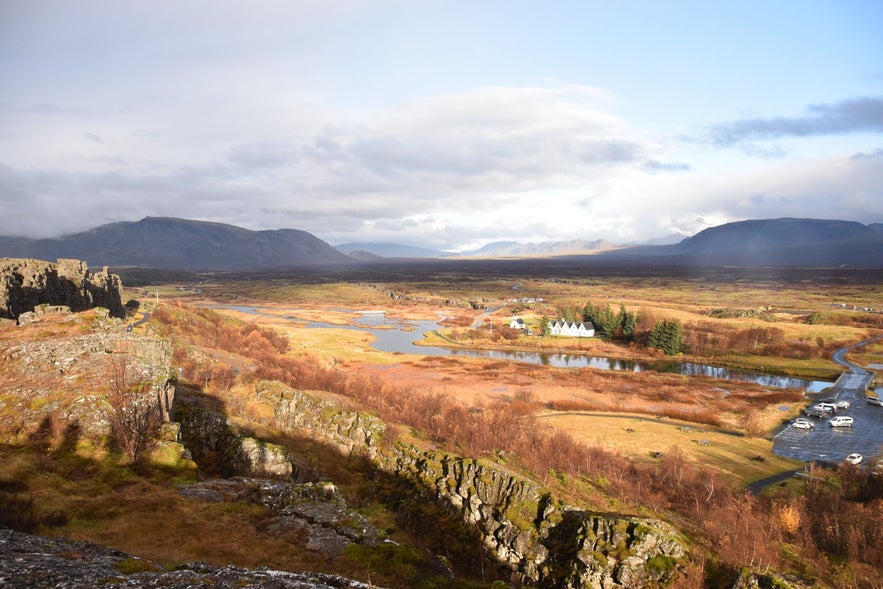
[773,335,883,465]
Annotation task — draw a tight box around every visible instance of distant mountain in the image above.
[602,218,883,267]
[334,243,451,258]
[460,239,617,257]
[638,233,686,246]
[0,217,353,271]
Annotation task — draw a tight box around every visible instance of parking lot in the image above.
[773,387,883,465]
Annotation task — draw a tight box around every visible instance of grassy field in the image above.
[534,411,803,485]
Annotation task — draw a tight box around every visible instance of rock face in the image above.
[0,317,175,441]
[178,477,381,557]
[0,258,125,321]
[177,406,293,479]
[270,382,686,588]
[0,527,383,589]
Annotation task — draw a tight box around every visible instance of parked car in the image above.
[803,408,828,419]
[792,418,815,430]
[822,398,850,409]
[845,453,863,465]
[813,402,838,413]
[829,416,854,427]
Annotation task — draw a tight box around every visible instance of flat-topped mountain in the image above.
[0,217,353,271]
[666,218,883,267]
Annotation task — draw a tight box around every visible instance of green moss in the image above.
[114,557,154,574]
[646,554,677,573]
[591,550,609,567]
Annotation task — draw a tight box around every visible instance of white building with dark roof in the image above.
[549,319,595,338]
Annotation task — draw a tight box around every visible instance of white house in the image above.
[509,316,526,330]
[549,319,595,338]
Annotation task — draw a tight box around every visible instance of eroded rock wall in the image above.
[270,382,686,588]
[0,258,125,321]
[177,406,293,479]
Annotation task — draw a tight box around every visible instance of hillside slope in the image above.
[0,217,353,271]
[602,218,883,267]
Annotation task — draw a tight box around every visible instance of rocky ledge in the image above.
[0,258,125,321]
[178,477,382,558]
[0,527,382,589]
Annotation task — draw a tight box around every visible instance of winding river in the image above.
[214,305,832,392]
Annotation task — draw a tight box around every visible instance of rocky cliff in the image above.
[272,382,686,588]
[0,258,125,321]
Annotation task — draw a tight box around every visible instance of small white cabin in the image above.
[509,316,526,330]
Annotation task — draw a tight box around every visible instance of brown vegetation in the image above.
[683,321,847,360]
[149,303,883,586]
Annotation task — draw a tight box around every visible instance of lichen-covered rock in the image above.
[272,383,386,455]
[177,478,380,557]
[731,568,815,589]
[0,258,125,321]
[0,321,174,441]
[269,382,686,587]
[0,527,383,588]
[177,406,293,479]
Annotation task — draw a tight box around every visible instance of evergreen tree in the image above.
[583,302,616,337]
[562,306,581,323]
[540,315,551,337]
[616,303,638,341]
[648,319,683,355]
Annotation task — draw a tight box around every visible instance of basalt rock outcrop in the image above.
[0,312,175,441]
[0,258,125,321]
[176,406,294,479]
[269,382,686,588]
[0,527,383,589]
[178,477,381,558]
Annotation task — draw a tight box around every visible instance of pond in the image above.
[211,305,832,392]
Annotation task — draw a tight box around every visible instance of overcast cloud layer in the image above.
[1,1,882,249]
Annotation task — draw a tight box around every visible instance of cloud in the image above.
[3,81,881,248]
[850,147,883,161]
[640,159,692,173]
[708,96,883,146]
[1,84,663,244]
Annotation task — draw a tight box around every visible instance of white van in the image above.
[813,402,837,413]
[829,416,854,427]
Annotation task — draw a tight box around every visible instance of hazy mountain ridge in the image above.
[2,216,883,269]
[334,243,451,258]
[675,218,881,253]
[0,217,353,271]
[462,238,617,257]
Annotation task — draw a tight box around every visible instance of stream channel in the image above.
[214,305,831,392]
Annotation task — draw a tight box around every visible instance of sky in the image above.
[1,0,882,251]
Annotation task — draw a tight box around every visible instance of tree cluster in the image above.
[647,319,683,355]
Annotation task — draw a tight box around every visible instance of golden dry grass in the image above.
[533,411,802,485]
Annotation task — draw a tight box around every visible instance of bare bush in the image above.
[105,354,160,462]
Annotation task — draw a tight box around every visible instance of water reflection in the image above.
[210,305,831,391]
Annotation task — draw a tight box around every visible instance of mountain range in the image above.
[1,216,882,270]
